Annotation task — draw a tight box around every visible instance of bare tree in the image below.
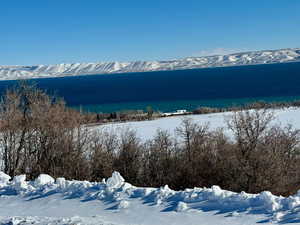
[89,129,119,181]
[0,82,90,179]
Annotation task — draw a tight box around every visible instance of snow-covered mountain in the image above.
[1,48,300,80]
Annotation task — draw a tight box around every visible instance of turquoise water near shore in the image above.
[73,96,300,113]
[0,62,300,112]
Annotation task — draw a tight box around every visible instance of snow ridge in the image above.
[1,171,300,223]
[1,48,300,80]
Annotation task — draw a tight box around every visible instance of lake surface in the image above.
[0,62,300,113]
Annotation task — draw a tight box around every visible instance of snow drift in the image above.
[1,171,300,224]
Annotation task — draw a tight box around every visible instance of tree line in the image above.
[0,83,300,196]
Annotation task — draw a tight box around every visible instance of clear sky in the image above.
[1,0,299,65]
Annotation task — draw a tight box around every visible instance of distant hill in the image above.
[1,48,299,80]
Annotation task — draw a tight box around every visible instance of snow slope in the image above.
[1,171,300,225]
[1,48,300,80]
[99,108,300,141]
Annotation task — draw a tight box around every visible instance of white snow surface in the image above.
[1,171,300,225]
[1,48,300,80]
[99,107,300,142]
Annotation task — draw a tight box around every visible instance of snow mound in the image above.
[106,171,125,190]
[176,201,188,212]
[0,172,10,187]
[1,171,300,223]
[34,174,55,186]
[117,200,130,209]
[12,174,28,193]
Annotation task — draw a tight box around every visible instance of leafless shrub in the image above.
[1,83,300,196]
[0,82,90,180]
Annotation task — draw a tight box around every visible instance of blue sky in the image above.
[0,0,299,65]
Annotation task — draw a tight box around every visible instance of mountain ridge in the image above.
[1,48,300,80]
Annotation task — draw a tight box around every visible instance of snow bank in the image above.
[0,171,300,223]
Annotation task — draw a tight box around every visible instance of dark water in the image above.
[0,62,300,112]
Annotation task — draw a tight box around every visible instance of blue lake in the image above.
[0,62,300,112]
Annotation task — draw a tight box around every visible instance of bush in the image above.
[0,82,90,180]
[1,83,300,196]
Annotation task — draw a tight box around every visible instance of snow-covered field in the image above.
[99,107,300,141]
[1,108,300,225]
[1,171,300,225]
